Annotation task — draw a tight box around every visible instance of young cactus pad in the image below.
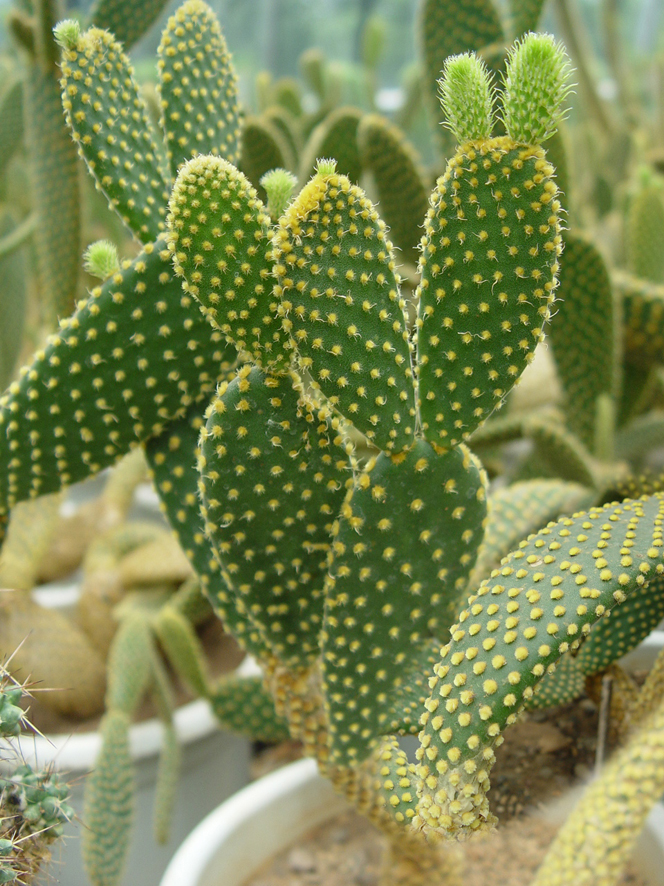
[416,40,567,447]
[272,162,416,452]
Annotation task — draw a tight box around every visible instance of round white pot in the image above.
[21,677,252,886]
[160,632,664,886]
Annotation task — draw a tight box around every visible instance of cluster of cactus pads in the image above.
[0,1,662,884]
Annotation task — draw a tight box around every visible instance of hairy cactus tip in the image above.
[437,53,495,143]
[83,240,120,281]
[53,19,81,51]
[501,32,574,145]
[260,168,298,221]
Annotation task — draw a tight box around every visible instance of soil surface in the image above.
[245,695,649,886]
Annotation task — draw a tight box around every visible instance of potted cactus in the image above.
[0,0,662,883]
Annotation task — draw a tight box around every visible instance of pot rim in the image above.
[13,656,260,771]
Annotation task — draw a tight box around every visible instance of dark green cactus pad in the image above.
[0,213,28,391]
[59,26,171,242]
[144,400,276,662]
[617,363,656,427]
[322,439,487,764]
[626,183,664,284]
[547,232,617,451]
[82,711,134,886]
[508,0,547,38]
[416,139,562,448]
[415,493,664,837]
[470,479,594,586]
[273,167,416,453]
[272,77,303,119]
[0,237,228,519]
[168,154,289,370]
[0,77,24,179]
[298,107,363,185]
[525,649,586,708]
[209,673,290,742]
[575,568,664,675]
[89,0,171,51]
[240,116,294,197]
[157,0,242,176]
[25,65,81,321]
[616,271,664,370]
[198,365,351,667]
[417,0,504,152]
[357,113,430,264]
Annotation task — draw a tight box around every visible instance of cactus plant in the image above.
[0,3,662,885]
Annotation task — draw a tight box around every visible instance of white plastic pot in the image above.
[23,676,252,886]
[160,632,664,886]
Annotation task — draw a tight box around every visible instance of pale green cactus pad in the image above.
[415,494,664,838]
[273,163,417,453]
[198,365,351,667]
[322,440,487,764]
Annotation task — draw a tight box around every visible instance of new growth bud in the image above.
[83,240,120,281]
[437,53,495,143]
[260,168,298,221]
[53,19,81,51]
[501,32,574,145]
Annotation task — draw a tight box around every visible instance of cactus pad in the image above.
[415,493,664,838]
[89,0,171,51]
[322,439,487,764]
[168,154,289,369]
[58,24,171,242]
[273,165,416,452]
[198,365,351,667]
[157,0,242,175]
[416,138,562,447]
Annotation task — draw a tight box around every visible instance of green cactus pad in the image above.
[240,116,294,197]
[82,711,134,886]
[418,0,504,151]
[357,113,430,264]
[157,0,242,175]
[25,66,81,321]
[0,237,229,519]
[415,493,664,838]
[524,414,598,488]
[273,166,416,453]
[626,182,664,284]
[0,213,27,391]
[106,613,154,715]
[469,479,594,586]
[616,271,664,370]
[155,605,210,697]
[198,365,351,667]
[168,154,289,369]
[322,439,487,764]
[209,673,290,742]
[152,720,180,845]
[616,410,664,460]
[547,233,617,451]
[89,0,171,51]
[299,107,363,185]
[58,25,171,242]
[416,138,562,447]
[144,401,276,662]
